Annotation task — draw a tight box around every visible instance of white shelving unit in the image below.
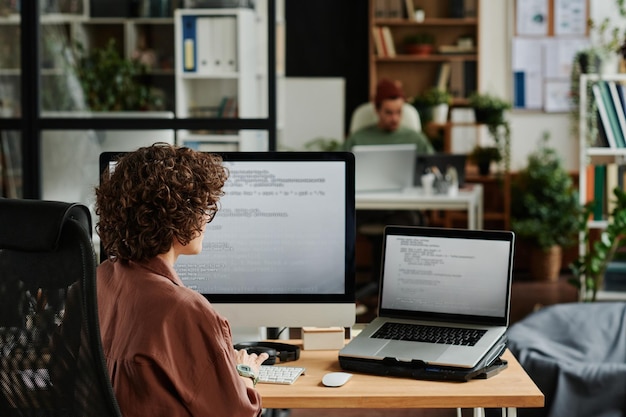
[578,73,626,301]
[174,8,268,151]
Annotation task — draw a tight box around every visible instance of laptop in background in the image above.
[415,153,467,187]
[352,143,417,192]
[339,225,514,369]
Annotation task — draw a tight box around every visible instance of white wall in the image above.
[480,0,626,172]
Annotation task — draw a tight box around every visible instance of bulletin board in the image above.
[512,0,590,112]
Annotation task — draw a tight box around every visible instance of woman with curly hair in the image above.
[95,143,267,417]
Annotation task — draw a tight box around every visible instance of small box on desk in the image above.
[301,327,345,350]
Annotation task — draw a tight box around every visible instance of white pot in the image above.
[431,103,449,124]
[600,53,620,75]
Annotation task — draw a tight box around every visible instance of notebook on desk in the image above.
[339,225,515,369]
[352,144,417,192]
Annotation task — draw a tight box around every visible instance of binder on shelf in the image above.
[463,61,477,97]
[182,15,197,72]
[592,83,618,148]
[513,71,525,108]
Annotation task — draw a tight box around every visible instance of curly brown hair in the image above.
[95,143,228,262]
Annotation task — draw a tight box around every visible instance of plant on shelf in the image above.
[570,187,626,302]
[72,39,163,111]
[411,87,452,125]
[510,132,582,282]
[468,145,501,176]
[468,92,512,172]
[303,137,342,152]
[403,33,435,56]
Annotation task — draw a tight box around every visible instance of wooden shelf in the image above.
[369,0,479,101]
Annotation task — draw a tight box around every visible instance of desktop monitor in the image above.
[98,151,356,330]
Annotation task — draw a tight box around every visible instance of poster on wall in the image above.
[516,0,549,36]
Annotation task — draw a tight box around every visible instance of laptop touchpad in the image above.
[377,342,444,362]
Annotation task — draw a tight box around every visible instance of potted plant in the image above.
[411,87,451,125]
[570,187,626,301]
[403,33,435,56]
[73,39,163,111]
[468,92,512,171]
[468,145,501,176]
[510,132,582,281]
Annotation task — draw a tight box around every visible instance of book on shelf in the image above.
[606,162,619,219]
[372,26,385,57]
[599,80,626,147]
[449,0,465,18]
[436,62,451,91]
[372,26,395,57]
[381,26,396,57]
[596,111,611,148]
[449,61,465,99]
[592,83,618,148]
[593,164,606,221]
[404,0,415,19]
[608,81,626,146]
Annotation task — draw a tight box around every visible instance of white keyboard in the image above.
[257,365,305,385]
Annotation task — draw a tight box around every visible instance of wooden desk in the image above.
[257,346,543,414]
[355,184,483,230]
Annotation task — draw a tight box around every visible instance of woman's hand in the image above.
[235,349,269,375]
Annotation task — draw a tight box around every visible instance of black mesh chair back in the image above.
[0,198,122,417]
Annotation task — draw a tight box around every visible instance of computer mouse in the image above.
[321,372,353,387]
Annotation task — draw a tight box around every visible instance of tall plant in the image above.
[570,187,626,302]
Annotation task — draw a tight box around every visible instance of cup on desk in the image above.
[421,173,435,195]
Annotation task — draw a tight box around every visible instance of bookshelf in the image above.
[578,73,626,301]
[368,0,479,104]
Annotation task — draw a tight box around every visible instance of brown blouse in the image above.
[97,257,262,417]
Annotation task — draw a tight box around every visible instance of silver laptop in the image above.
[352,144,417,192]
[340,226,514,368]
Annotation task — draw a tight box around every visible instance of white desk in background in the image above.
[355,184,483,230]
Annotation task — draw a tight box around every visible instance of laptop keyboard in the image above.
[257,365,305,384]
[371,322,486,346]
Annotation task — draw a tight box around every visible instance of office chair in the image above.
[0,198,122,417]
[348,101,422,134]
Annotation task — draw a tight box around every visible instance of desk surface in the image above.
[257,345,543,410]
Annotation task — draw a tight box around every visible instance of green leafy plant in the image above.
[570,187,626,302]
[73,39,163,111]
[411,87,452,106]
[510,132,582,251]
[468,145,501,165]
[468,92,512,171]
[303,137,342,151]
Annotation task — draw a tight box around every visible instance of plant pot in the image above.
[473,108,504,126]
[477,161,491,176]
[431,103,449,124]
[405,44,433,56]
[529,245,562,282]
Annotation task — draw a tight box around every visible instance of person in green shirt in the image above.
[344,79,434,155]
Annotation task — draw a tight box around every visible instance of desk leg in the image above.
[468,203,476,230]
[472,408,485,417]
